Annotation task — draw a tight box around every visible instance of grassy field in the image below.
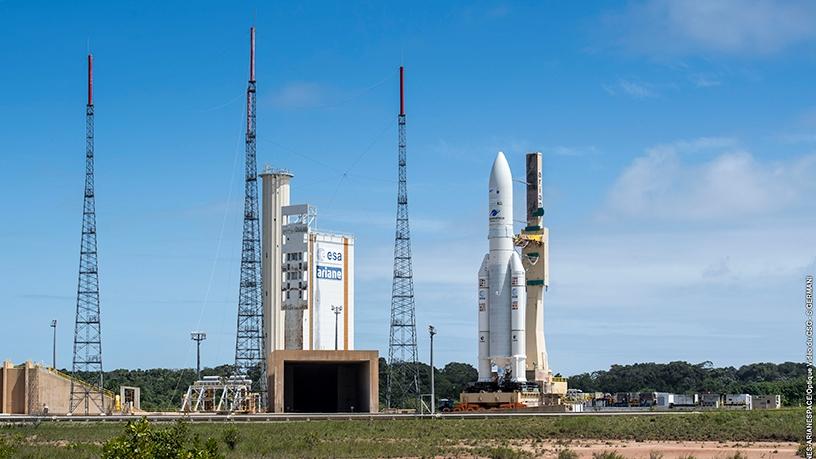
[0,409,803,458]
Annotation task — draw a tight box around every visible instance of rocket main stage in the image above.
[479,152,527,383]
[472,150,559,398]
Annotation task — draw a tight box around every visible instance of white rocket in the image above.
[478,152,527,383]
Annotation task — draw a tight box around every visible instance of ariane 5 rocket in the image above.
[478,152,527,383]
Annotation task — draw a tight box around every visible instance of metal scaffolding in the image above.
[180,376,260,413]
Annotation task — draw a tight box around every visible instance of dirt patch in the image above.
[515,439,798,458]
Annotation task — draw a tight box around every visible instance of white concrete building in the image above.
[260,167,355,353]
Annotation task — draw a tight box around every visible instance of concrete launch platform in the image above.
[267,350,378,413]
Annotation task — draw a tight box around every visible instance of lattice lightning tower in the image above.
[70,54,105,415]
[234,26,267,404]
[386,66,421,409]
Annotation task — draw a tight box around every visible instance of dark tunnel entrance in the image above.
[283,361,370,413]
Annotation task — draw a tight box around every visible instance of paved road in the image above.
[0,410,700,423]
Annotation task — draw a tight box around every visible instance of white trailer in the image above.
[670,394,698,407]
[724,394,752,410]
[655,392,672,408]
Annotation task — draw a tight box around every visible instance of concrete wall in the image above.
[753,395,781,409]
[1,365,27,413]
[1,361,112,415]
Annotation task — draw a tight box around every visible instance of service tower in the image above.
[518,152,551,386]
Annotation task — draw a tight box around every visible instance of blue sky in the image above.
[1,1,814,376]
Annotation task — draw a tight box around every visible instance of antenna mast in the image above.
[386,66,421,409]
[70,53,105,415]
[234,26,267,408]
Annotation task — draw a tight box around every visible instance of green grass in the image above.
[0,409,802,458]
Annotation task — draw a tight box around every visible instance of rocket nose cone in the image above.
[489,151,512,188]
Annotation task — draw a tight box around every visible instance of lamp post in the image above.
[190,331,207,380]
[50,320,57,369]
[331,305,343,350]
[428,325,437,415]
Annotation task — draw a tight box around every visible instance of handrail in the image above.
[44,367,116,398]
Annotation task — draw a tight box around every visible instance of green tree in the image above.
[102,418,222,459]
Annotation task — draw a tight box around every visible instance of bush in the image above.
[592,452,627,459]
[649,451,663,459]
[488,446,524,459]
[0,437,15,459]
[101,418,222,459]
[558,448,579,459]
[222,425,240,450]
[472,446,525,459]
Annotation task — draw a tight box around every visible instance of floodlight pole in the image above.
[331,305,343,350]
[50,320,57,369]
[191,332,207,380]
[428,325,437,415]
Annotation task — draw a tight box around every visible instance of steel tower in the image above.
[70,54,105,415]
[234,27,267,405]
[386,66,421,409]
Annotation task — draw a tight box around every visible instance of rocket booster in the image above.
[478,152,526,383]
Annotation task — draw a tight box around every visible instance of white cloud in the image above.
[619,80,656,98]
[689,74,722,88]
[701,256,734,281]
[554,223,812,295]
[266,82,326,109]
[607,0,816,56]
[603,79,658,98]
[603,139,816,221]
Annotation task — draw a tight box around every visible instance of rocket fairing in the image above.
[478,152,527,383]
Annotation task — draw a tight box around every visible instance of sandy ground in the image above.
[503,439,800,459]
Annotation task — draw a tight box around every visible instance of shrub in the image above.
[222,426,240,451]
[649,451,663,459]
[0,437,16,459]
[101,418,222,459]
[592,452,627,459]
[489,446,524,459]
[558,448,579,459]
[472,446,525,459]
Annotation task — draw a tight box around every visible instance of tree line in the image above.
[70,360,804,411]
[566,361,806,405]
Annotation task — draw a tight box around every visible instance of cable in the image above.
[323,120,394,211]
[170,96,245,405]
[198,91,246,113]
[312,72,395,110]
